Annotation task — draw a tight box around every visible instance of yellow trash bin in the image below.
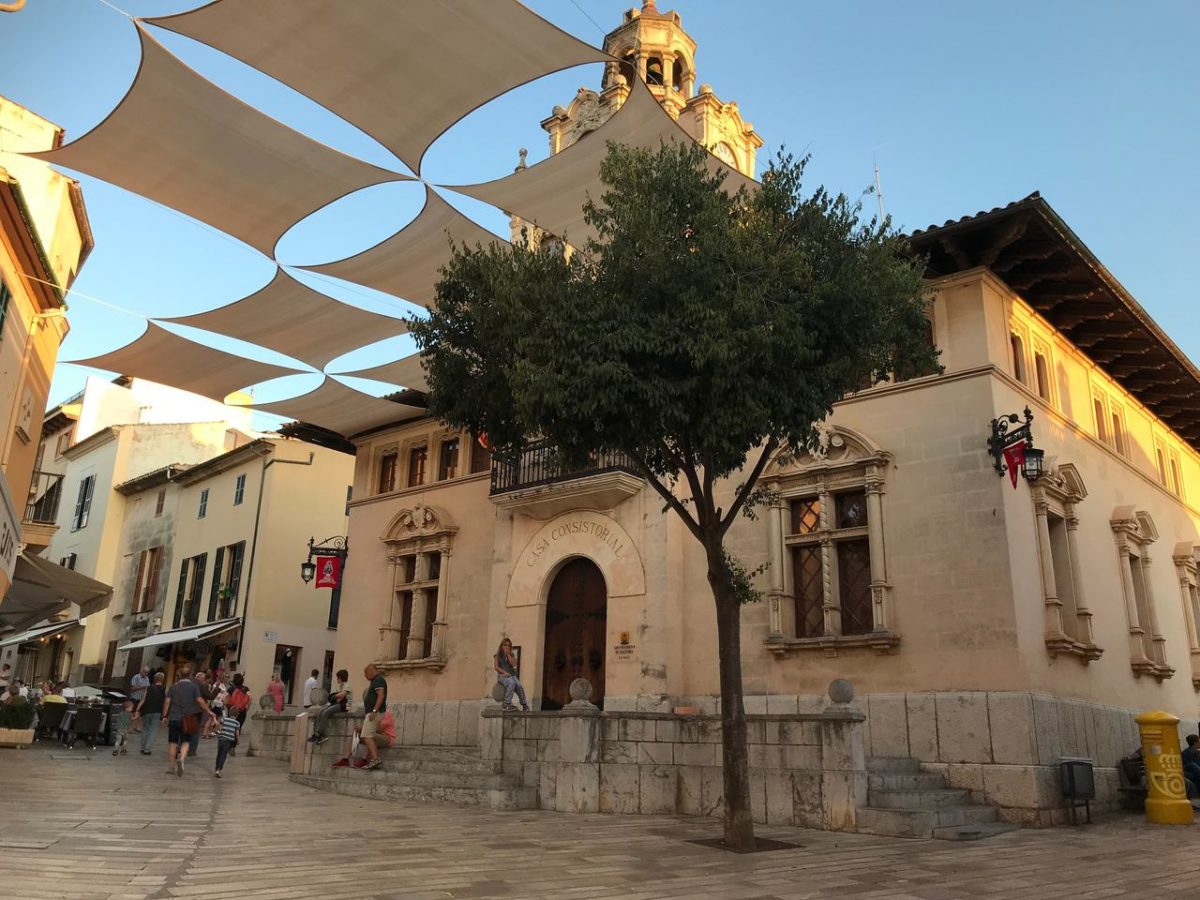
[1134,710,1194,825]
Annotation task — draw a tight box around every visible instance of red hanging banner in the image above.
[314,555,342,589]
[1002,440,1026,489]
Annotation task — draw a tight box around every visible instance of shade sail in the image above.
[118,618,239,652]
[30,29,406,257]
[444,80,759,250]
[304,188,503,309]
[0,619,79,649]
[339,352,429,392]
[68,322,302,403]
[250,377,426,437]
[163,269,408,369]
[146,0,609,175]
[1,553,111,630]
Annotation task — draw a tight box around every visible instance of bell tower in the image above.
[540,1,763,176]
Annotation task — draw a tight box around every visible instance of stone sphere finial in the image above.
[699,83,714,95]
[568,678,593,703]
[828,678,855,704]
[258,693,274,710]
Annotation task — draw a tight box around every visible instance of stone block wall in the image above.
[248,712,297,761]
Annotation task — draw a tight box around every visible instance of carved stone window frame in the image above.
[1110,506,1173,681]
[1171,542,1200,691]
[377,502,458,673]
[762,427,899,657]
[1029,462,1102,662]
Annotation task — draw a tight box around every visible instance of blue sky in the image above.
[1,1,1196,415]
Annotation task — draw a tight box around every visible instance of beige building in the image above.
[311,4,1200,830]
[117,437,354,703]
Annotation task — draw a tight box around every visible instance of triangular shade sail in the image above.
[146,0,609,175]
[443,81,759,251]
[31,28,406,257]
[304,188,503,309]
[68,322,301,402]
[163,269,408,369]
[340,352,429,392]
[250,377,425,437]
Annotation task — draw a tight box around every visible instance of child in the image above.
[214,707,241,778]
[112,699,134,756]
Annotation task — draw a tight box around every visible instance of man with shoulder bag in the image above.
[161,664,218,777]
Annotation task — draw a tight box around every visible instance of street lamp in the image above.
[300,535,349,584]
[987,407,1045,483]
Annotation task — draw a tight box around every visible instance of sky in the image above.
[0,0,1196,421]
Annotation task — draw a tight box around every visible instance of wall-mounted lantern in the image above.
[988,407,1045,487]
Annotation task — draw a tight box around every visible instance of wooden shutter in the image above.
[78,476,95,528]
[131,551,148,614]
[227,541,246,617]
[146,547,164,612]
[207,546,225,622]
[172,559,189,628]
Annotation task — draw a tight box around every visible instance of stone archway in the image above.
[541,557,607,710]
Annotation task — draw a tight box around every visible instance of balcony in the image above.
[489,439,643,519]
[22,470,63,551]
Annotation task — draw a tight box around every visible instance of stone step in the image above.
[307,751,503,777]
[932,822,1019,842]
[324,767,521,791]
[291,773,536,810]
[866,757,922,775]
[856,805,998,839]
[868,788,972,810]
[868,773,949,791]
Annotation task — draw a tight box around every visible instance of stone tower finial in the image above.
[514,147,528,173]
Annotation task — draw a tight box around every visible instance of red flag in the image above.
[315,555,342,589]
[1002,440,1026,489]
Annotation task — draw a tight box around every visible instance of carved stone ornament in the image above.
[382,502,456,542]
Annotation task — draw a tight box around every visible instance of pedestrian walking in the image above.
[111,699,134,756]
[162,664,217,777]
[494,638,530,711]
[302,669,320,707]
[266,673,285,713]
[128,666,150,732]
[214,707,241,778]
[137,672,166,755]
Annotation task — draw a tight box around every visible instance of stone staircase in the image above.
[858,758,1016,841]
[290,744,537,811]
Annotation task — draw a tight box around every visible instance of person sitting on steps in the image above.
[494,638,530,712]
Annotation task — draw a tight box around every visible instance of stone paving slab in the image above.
[0,740,1197,899]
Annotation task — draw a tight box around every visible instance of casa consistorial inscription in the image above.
[525,516,625,567]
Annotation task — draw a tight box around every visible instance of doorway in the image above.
[541,557,607,710]
[273,644,300,704]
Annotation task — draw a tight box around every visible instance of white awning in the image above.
[0,619,80,649]
[118,618,240,653]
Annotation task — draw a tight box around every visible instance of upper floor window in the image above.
[131,546,164,614]
[0,278,11,338]
[377,450,398,494]
[438,438,460,481]
[379,503,456,670]
[154,489,166,517]
[1168,450,1184,500]
[1092,396,1108,444]
[54,428,74,459]
[1171,544,1200,690]
[1033,346,1052,403]
[71,475,95,531]
[1110,507,1172,681]
[1155,443,1168,486]
[208,541,245,621]
[173,552,208,629]
[233,473,246,505]
[1010,333,1027,384]
[60,552,77,571]
[470,436,491,474]
[407,444,428,487]
[198,488,209,519]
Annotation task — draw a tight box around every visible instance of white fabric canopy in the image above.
[250,377,426,437]
[0,619,79,649]
[146,0,609,175]
[32,28,405,256]
[163,269,408,370]
[118,618,239,652]
[340,352,429,392]
[305,188,502,309]
[443,80,759,251]
[69,322,302,402]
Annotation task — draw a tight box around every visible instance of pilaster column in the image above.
[1033,496,1066,639]
[1117,543,1150,663]
[818,485,839,636]
[767,484,785,638]
[1139,554,1167,666]
[378,553,401,660]
[864,469,888,631]
[1064,508,1095,644]
[430,546,450,660]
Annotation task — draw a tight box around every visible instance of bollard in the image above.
[1134,710,1194,825]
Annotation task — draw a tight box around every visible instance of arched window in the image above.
[1010,332,1026,384]
[646,55,664,86]
[619,50,637,87]
[672,58,685,92]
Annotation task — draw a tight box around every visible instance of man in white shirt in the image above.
[302,669,320,707]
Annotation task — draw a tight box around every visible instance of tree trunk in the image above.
[705,538,755,850]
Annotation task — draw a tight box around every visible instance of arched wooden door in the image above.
[541,557,607,710]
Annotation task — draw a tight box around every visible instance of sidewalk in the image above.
[0,740,1196,900]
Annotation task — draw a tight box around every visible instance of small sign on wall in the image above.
[613,630,636,661]
[263,631,277,643]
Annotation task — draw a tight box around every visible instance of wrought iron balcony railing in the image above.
[489,439,640,495]
[24,470,64,525]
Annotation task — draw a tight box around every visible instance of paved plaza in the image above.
[0,741,1197,900]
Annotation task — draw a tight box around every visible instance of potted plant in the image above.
[0,700,36,748]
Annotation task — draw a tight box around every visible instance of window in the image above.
[1033,349,1051,403]
[1111,508,1170,680]
[470,436,491,474]
[173,553,208,629]
[646,55,664,85]
[233,473,246,505]
[154,490,165,517]
[131,547,164,614]
[379,503,454,668]
[1010,333,1026,384]
[55,428,74,458]
[1168,450,1184,499]
[198,489,209,519]
[0,278,10,337]
[1171,546,1200,689]
[618,50,637,88]
[59,553,77,571]
[1109,404,1126,456]
[1032,464,1098,660]
[438,438,459,481]
[672,58,685,92]
[345,484,353,516]
[407,444,428,487]
[1155,444,1168,485]
[207,541,245,621]
[71,475,95,531]
[1092,396,1108,444]
[377,451,398,494]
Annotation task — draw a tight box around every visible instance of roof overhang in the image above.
[910,193,1200,451]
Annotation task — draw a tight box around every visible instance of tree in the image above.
[412,141,937,848]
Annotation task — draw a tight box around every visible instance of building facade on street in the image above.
[320,3,1200,827]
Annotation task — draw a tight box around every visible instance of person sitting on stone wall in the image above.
[308,668,352,746]
[494,638,530,712]
[331,707,396,769]
[1183,735,1200,796]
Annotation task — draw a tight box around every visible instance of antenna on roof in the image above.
[873,152,886,223]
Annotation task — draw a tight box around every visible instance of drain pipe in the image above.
[234,447,315,671]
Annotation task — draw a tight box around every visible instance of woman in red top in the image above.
[266,673,285,713]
